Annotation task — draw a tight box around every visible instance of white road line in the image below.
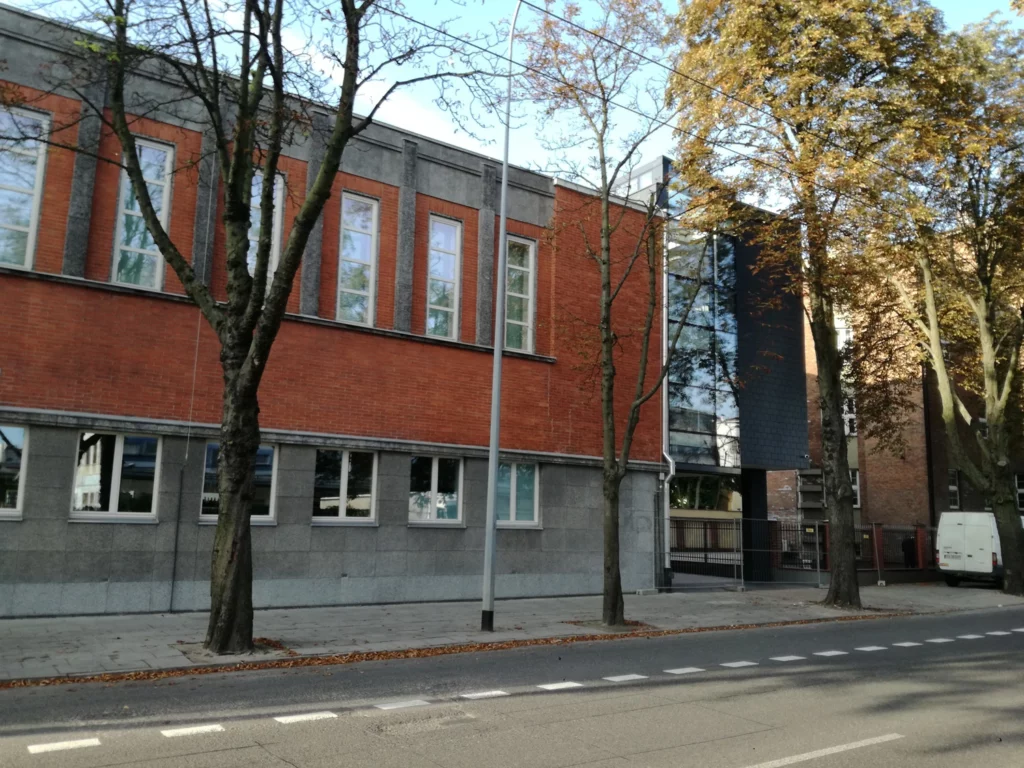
[957,634,985,640]
[855,646,887,652]
[893,642,922,647]
[813,651,847,657]
[1012,628,1024,633]
[987,631,1011,636]
[603,674,648,682]
[665,667,704,675]
[721,661,758,668]
[537,681,584,690]
[740,733,904,768]
[770,656,806,662]
[374,700,430,710]
[161,724,224,738]
[461,690,509,700]
[926,638,955,644]
[273,712,337,724]
[27,739,101,754]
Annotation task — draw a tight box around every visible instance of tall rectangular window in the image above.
[850,468,861,509]
[427,217,461,339]
[113,139,173,289]
[497,462,539,525]
[72,433,160,520]
[1017,474,1023,511]
[246,170,285,280]
[337,193,378,324]
[948,469,960,510]
[0,108,47,269]
[0,425,26,519]
[408,456,462,523]
[201,442,277,522]
[505,237,536,352]
[312,449,377,522]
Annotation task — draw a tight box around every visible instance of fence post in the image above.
[915,525,927,570]
[815,521,822,589]
[737,518,745,592]
[873,522,885,586]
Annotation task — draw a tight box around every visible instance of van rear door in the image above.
[938,513,966,572]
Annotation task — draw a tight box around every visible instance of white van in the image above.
[936,511,1024,587]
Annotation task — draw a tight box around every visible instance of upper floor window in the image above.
[1017,474,1023,511]
[0,425,26,520]
[427,216,461,339]
[246,170,285,281]
[114,139,174,289]
[409,455,462,523]
[505,237,536,352]
[337,193,378,325]
[850,468,861,509]
[497,462,539,526]
[0,108,48,269]
[201,442,277,523]
[312,449,377,523]
[72,433,160,521]
[948,469,960,511]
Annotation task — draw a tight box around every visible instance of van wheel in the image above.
[944,575,961,587]
[995,578,1004,590]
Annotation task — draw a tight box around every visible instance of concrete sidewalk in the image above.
[1,584,1020,682]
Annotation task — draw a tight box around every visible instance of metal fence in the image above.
[666,518,936,589]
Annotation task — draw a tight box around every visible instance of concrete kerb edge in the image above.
[0,609,935,690]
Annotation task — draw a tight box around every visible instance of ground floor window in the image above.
[409,456,461,523]
[313,449,377,522]
[850,469,861,508]
[72,433,160,520]
[497,462,538,525]
[201,442,277,522]
[0,425,26,519]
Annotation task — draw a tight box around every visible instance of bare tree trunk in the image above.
[602,471,625,625]
[992,468,1024,596]
[205,346,260,654]
[809,297,862,609]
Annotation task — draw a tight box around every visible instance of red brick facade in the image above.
[0,88,662,464]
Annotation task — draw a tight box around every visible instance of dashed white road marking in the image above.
[665,667,704,675]
[603,674,648,682]
[721,661,758,668]
[770,656,806,662]
[273,712,337,724]
[987,631,1011,636]
[957,634,985,640]
[740,733,904,768]
[461,690,509,699]
[537,681,584,690]
[1012,628,1024,633]
[813,651,848,657]
[926,638,955,644]
[374,700,430,710]
[161,724,224,738]
[855,646,887,652]
[893,642,922,647]
[27,739,101,755]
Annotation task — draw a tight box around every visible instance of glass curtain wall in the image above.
[666,225,741,467]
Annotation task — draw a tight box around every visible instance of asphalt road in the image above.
[2,606,1024,767]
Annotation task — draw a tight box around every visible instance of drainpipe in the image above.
[661,208,674,586]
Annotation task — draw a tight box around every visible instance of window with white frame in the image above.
[337,193,378,324]
[72,433,160,520]
[0,108,47,269]
[497,462,538,525]
[426,216,461,339]
[0,425,26,519]
[312,449,377,522]
[408,456,461,523]
[1017,474,1023,511]
[948,469,961,510]
[201,442,277,521]
[113,139,174,289]
[850,468,860,508]
[246,170,285,280]
[505,237,536,352]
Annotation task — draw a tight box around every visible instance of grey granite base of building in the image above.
[0,426,658,617]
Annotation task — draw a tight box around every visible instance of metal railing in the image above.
[665,518,936,589]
